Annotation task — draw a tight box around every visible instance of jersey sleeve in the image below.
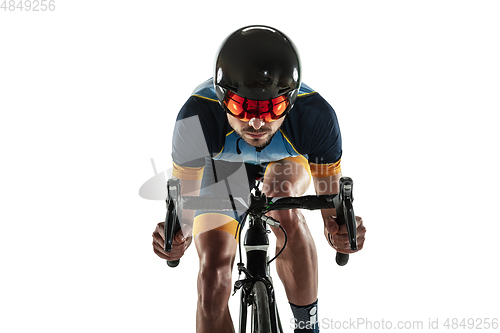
[283,92,343,177]
[306,97,342,177]
[171,96,226,180]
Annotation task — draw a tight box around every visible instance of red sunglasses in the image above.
[223,91,290,122]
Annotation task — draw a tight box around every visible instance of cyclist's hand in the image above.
[324,215,366,254]
[152,222,193,261]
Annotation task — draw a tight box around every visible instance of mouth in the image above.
[244,131,268,139]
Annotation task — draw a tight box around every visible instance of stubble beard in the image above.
[236,127,277,149]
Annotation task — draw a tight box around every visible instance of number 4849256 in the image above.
[1,0,56,11]
[443,318,498,330]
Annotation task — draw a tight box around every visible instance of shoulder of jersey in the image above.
[191,79,219,102]
[297,82,316,97]
[191,78,317,101]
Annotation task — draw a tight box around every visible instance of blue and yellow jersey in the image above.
[171,78,342,180]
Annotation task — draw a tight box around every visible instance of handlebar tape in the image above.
[182,195,335,212]
[336,253,350,266]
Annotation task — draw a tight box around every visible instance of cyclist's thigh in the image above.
[262,155,311,196]
[194,159,260,241]
[195,227,237,268]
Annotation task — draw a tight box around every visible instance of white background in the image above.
[1,0,499,332]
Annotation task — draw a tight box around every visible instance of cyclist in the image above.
[152,25,366,333]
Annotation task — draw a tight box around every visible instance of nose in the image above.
[249,117,265,130]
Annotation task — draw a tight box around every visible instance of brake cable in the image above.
[267,225,287,265]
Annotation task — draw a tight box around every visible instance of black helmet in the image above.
[214,25,301,122]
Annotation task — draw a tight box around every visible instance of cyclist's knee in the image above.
[197,262,232,317]
[263,159,310,197]
[270,208,306,235]
[198,264,232,294]
[265,180,298,197]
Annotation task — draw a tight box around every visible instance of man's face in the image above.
[227,115,285,149]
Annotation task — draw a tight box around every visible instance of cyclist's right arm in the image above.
[154,91,224,260]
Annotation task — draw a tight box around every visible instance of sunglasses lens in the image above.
[223,91,289,122]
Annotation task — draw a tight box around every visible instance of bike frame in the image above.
[237,213,282,333]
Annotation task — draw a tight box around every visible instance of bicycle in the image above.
[162,176,358,333]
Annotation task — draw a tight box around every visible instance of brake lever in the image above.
[164,178,182,267]
[341,178,357,251]
[333,177,357,266]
